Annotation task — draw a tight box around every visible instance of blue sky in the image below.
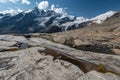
[0,0,120,18]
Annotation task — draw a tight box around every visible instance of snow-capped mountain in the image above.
[0,6,88,34]
[91,11,116,24]
[0,6,117,34]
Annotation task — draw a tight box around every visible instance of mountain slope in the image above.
[91,11,116,24]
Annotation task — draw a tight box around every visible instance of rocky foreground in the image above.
[0,34,120,80]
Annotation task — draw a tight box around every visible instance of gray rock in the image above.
[0,34,120,80]
[53,35,68,44]
[86,70,120,80]
[0,47,84,80]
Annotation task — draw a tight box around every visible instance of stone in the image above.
[0,47,84,80]
[86,70,120,80]
[53,35,67,44]
[73,39,91,46]
[0,34,120,80]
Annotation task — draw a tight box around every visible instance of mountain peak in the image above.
[91,11,116,24]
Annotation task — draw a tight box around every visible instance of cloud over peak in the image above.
[51,4,65,14]
[37,1,66,14]
[38,1,49,10]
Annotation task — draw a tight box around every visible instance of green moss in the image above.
[97,64,120,76]
[7,48,20,51]
[97,64,108,73]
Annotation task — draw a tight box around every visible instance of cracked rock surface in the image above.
[0,35,120,80]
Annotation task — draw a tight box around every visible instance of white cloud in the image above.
[17,8,23,12]
[38,1,49,10]
[37,1,66,14]
[0,0,7,3]
[9,0,19,3]
[21,0,30,5]
[51,4,55,10]
[0,8,23,15]
[51,4,65,14]
[0,0,30,5]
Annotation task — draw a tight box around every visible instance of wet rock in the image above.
[74,44,115,55]
[12,42,31,49]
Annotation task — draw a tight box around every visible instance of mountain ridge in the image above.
[0,7,116,34]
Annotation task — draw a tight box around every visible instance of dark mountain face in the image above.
[110,11,120,19]
[42,26,62,33]
[0,13,4,17]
